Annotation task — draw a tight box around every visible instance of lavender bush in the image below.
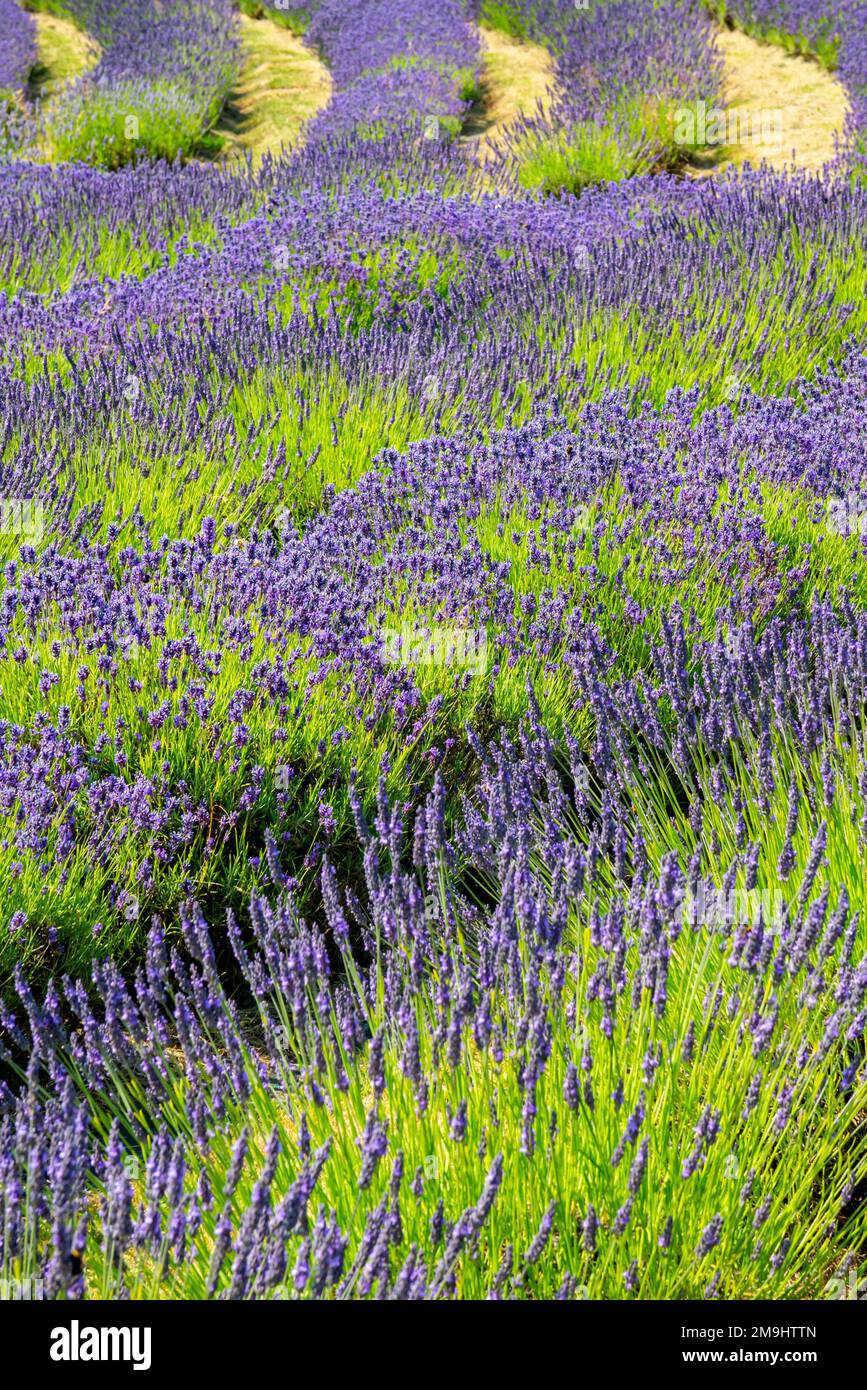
[0,0,36,101]
[482,0,723,189]
[27,0,242,165]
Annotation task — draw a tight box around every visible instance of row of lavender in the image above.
[305,0,481,139]
[491,0,722,119]
[4,160,865,381]
[1,314,866,978]
[482,0,867,185]
[477,0,723,188]
[2,649,866,1296]
[0,0,35,98]
[1,0,242,165]
[67,0,239,94]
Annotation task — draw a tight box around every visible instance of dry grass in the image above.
[693,26,850,176]
[30,12,98,99]
[213,13,331,164]
[463,24,556,161]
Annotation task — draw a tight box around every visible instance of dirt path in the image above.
[698,27,849,174]
[213,13,331,164]
[28,12,98,100]
[462,25,556,160]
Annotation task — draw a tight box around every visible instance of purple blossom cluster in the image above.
[306,0,481,137]
[0,1052,509,1300]
[0,0,36,99]
[0,693,863,1295]
[0,154,267,293]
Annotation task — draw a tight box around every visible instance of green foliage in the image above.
[236,0,311,37]
[43,79,212,167]
[457,66,483,104]
[511,95,684,193]
[479,0,533,40]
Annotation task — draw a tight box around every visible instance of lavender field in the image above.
[1,0,867,1309]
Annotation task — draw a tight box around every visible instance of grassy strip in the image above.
[209,11,331,164]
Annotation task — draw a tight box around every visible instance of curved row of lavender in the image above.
[476,0,723,186]
[0,0,35,98]
[0,165,861,390]
[306,0,481,137]
[60,0,239,91]
[498,0,722,115]
[10,0,242,164]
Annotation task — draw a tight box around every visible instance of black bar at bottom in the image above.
[0,1296,858,1378]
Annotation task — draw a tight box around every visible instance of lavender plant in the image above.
[0,0,36,102]
[483,0,723,189]
[29,0,242,165]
